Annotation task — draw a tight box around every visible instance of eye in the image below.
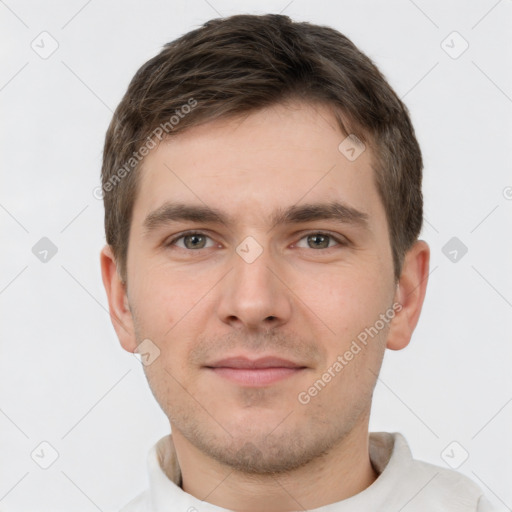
[295,232,346,250]
[165,230,348,252]
[166,231,216,250]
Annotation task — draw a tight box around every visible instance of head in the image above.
[101,14,429,474]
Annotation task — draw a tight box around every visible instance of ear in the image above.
[100,245,138,353]
[386,240,430,351]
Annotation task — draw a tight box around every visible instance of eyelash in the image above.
[165,230,348,251]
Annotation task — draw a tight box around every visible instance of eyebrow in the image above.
[142,200,370,235]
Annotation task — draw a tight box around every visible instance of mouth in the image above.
[204,356,308,387]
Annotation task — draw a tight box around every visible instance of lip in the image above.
[207,356,305,369]
[205,356,307,387]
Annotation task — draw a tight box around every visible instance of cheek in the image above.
[129,267,206,372]
[302,265,386,321]
[305,269,392,365]
[129,261,196,334]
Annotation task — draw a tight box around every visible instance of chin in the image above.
[211,431,333,475]
[178,413,336,475]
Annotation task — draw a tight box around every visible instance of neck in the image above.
[170,414,378,511]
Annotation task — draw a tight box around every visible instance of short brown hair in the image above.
[101,13,423,284]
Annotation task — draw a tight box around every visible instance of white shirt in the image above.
[120,432,495,511]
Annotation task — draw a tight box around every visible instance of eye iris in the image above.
[184,234,206,249]
[308,234,329,249]
[179,234,334,250]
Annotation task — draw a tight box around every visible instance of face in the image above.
[122,101,399,473]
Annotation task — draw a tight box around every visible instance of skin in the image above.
[101,100,430,511]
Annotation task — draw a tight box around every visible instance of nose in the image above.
[216,238,293,332]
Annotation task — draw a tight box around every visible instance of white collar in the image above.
[144,431,415,511]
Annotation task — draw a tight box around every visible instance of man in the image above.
[100,13,494,511]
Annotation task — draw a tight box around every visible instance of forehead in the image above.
[132,101,384,232]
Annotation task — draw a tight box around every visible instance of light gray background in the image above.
[1,0,511,510]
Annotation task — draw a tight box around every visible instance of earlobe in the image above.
[100,245,138,353]
[386,240,430,351]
